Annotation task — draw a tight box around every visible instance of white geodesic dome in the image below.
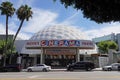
[29,25,97,54]
[29,25,87,40]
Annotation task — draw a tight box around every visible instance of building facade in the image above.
[116,33,120,51]
[92,33,120,51]
[0,25,98,68]
[14,25,97,68]
[92,33,120,66]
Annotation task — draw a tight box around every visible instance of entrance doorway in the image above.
[45,55,76,68]
[44,48,77,68]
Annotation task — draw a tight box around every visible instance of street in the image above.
[0,70,120,80]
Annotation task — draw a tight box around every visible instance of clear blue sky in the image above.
[0,0,120,40]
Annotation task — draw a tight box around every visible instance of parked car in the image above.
[0,67,5,72]
[27,64,51,72]
[67,61,95,71]
[118,65,120,71]
[0,64,22,72]
[102,63,120,71]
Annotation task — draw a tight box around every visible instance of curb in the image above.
[22,69,67,72]
[93,68,102,71]
[22,68,102,72]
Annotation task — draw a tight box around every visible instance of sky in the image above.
[0,0,120,40]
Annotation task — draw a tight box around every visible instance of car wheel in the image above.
[107,68,112,71]
[67,68,70,71]
[102,68,105,71]
[7,68,11,72]
[28,69,32,72]
[69,68,74,71]
[42,68,47,72]
[86,67,92,71]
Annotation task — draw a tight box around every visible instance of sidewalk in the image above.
[93,68,102,71]
[22,68,102,72]
[51,68,102,71]
[22,68,67,72]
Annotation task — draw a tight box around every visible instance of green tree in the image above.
[0,39,16,65]
[97,41,118,54]
[13,4,33,43]
[0,2,15,43]
[0,1,15,66]
[0,1,33,66]
[0,40,5,54]
[55,0,120,23]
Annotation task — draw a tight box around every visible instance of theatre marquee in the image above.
[25,40,95,49]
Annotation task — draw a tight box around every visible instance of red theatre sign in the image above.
[26,40,95,49]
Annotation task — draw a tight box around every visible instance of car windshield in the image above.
[34,64,47,66]
[110,63,119,66]
[112,63,118,66]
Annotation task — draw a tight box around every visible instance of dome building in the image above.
[18,25,96,68]
[30,25,87,40]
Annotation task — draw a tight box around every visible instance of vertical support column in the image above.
[108,49,114,65]
[76,48,80,62]
[40,47,43,64]
[34,55,37,65]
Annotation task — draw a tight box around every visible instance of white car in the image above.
[27,64,51,72]
[102,63,120,71]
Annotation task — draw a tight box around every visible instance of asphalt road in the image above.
[0,70,120,80]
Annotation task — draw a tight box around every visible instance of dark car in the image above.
[67,61,95,71]
[118,65,120,71]
[0,64,22,72]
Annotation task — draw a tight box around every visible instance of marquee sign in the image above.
[26,41,40,47]
[25,40,95,48]
[45,49,76,55]
[41,40,81,47]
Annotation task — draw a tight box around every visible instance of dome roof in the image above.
[30,25,87,40]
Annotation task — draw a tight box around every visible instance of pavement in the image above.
[22,68,102,72]
[93,68,102,71]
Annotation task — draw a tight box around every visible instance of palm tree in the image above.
[0,1,15,66]
[13,4,33,43]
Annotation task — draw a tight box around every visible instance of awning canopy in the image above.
[21,48,41,54]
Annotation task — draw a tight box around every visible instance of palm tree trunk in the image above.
[13,19,24,43]
[3,15,9,67]
[6,16,8,44]
[10,19,24,64]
